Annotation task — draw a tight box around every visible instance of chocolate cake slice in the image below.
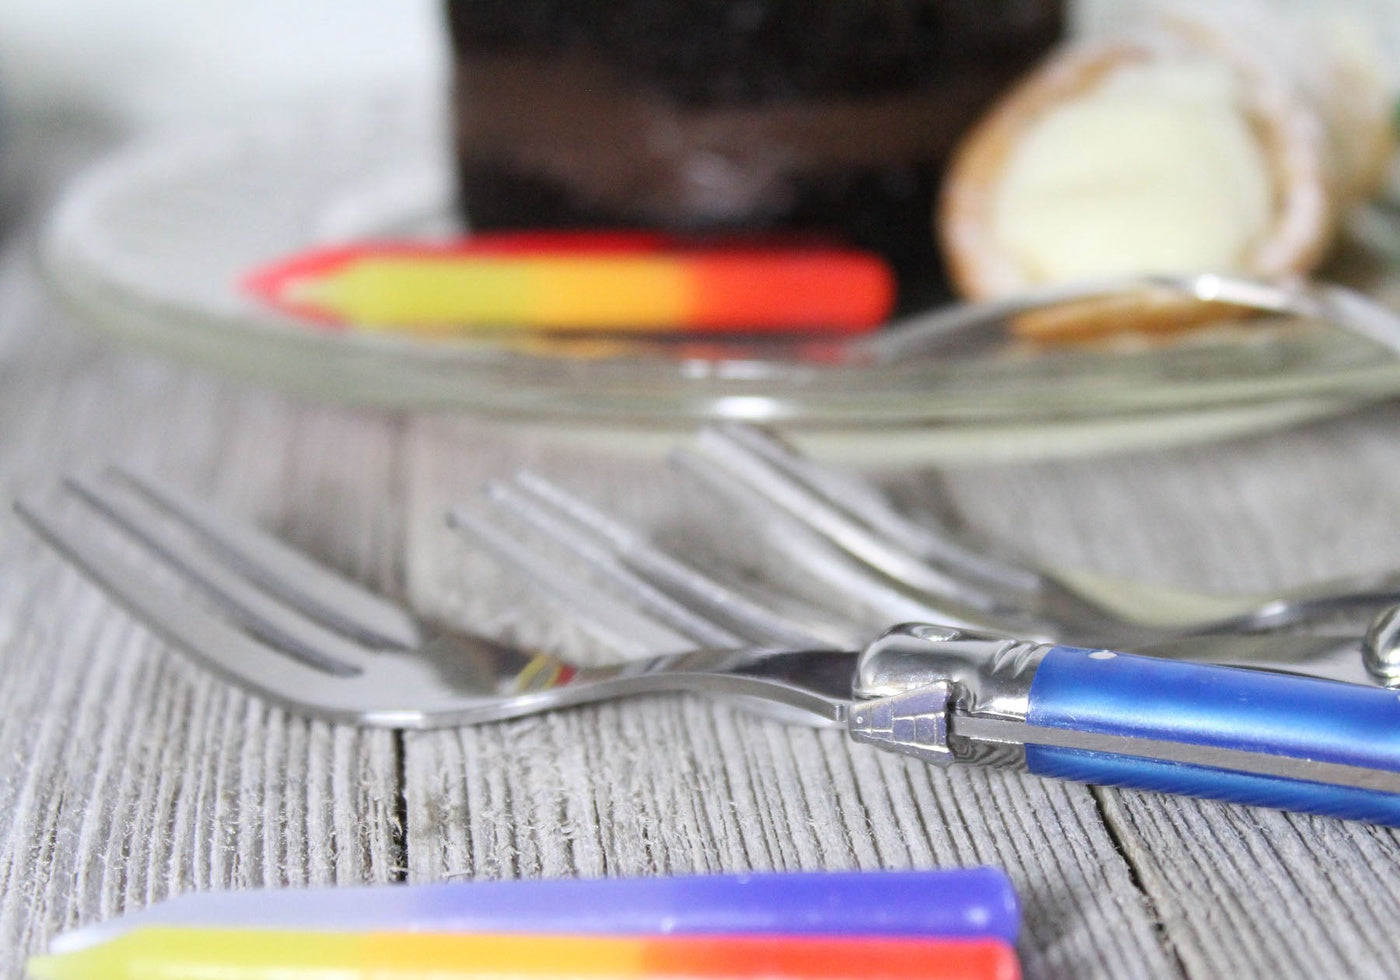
[445,0,1064,307]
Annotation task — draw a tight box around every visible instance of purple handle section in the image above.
[71,869,1019,946]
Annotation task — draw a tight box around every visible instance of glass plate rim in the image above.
[33,95,1400,453]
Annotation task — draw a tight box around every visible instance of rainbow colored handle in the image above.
[28,930,1019,980]
[243,231,894,334]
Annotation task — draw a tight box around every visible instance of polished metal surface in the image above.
[679,422,1400,662]
[1362,604,1400,685]
[853,623,1045,713]
[17,468,1400,811]
[852,624,1042,769]
[17,466,1386,736]
[449,466,1388,690]
[14,471,856,730]
[863,274,1400,364]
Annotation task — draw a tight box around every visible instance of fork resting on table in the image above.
[15,469,1400,827]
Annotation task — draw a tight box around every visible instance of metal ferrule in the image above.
[847,623,1047,768]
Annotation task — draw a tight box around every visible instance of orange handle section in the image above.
[243,232,895,335]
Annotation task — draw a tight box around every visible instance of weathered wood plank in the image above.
[0,252,406,975]
[934,411,1400,979]
[400,418,1177,980]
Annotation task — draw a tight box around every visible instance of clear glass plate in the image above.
[35,97,1400,460]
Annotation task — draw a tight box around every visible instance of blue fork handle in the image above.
[1024,646,1400,825]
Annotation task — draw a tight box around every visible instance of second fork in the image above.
[673,423,1400,648]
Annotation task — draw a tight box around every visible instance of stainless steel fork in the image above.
[447,468,1385,688]
[14,471,855,728]
[672,422,1400,649]
[18,469,1400,826]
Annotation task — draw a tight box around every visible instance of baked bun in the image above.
[938,5,1394,341]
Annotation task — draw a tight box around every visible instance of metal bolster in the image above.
[847,623,1048,767]
[848,682,954,765]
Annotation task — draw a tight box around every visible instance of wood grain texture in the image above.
[933,412,1400,978]
[400,420,1175,979]
[0,225,405,974]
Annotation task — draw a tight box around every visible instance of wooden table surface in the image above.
[4,124,1400,980]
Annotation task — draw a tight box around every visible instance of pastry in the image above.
[938,3,1395,340]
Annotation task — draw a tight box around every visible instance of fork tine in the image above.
[506,470,856,649]
[482,476,745,649]
[681,430,1008,614]
[668,445,998,631]
[62,475,375,675]
[14,494,356,701]
[444,504,699,657]
[707,423,1041,594]
[110,467,421,650]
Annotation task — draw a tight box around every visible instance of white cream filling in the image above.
[991,59,1274,283]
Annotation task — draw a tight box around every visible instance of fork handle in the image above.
[849,626,1400,825]
[1020,646,1400,824]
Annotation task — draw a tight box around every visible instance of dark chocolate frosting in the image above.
[447,0,1063,105]
[445,0,1064,305]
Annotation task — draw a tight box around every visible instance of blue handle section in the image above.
[1024,646,1400,825]
[59,870,1019,950]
